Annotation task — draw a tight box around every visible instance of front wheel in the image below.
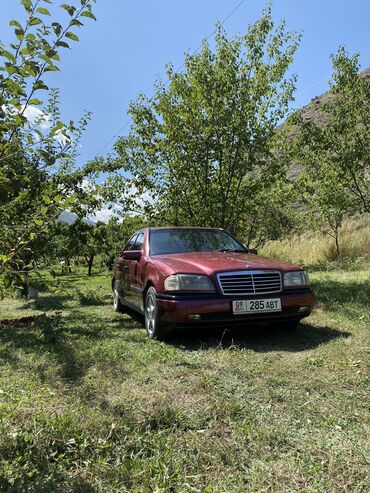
[144,287,167,340]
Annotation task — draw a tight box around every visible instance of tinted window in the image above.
[149,229,246,255]
[133,232,144,250]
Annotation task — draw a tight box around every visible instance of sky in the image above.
[1,0,369,169]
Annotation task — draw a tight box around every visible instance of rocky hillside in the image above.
[295,66,370,126]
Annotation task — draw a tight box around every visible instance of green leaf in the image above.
[28,99,42,105]
[34,219,44,227]
[61,4,76,16]
[36,7,51,15]
[29,17,43,26]
[47,50,60,61]
[33,80,49,91]
[21,0,32,13]
[70,19,84,27]
[5,64,17,75]
[9,20,22,28]
[56,40,70,49]
[45,65,60,72]
[81,10,97,21]
[39,54,52,65]
[2,50,16,63]
[65,32,79,42]
[52,22,62,36]
[15,28,25,41]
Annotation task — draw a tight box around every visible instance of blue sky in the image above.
[1,0,370,167]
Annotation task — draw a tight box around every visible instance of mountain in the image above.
[293,67,370,127]
[57,210,95,226]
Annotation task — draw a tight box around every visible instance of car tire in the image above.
[144,287,167,340]
[113,281,125,313]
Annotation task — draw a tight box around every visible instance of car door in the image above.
[119,233,138,303]
[128,231,145,309]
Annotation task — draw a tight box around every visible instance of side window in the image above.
[133,232,144,250]
[124,234,138,252]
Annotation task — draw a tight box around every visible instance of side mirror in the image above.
[123,250,141,261]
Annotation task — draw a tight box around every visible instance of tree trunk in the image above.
[66,257,72,274]
[335,227,340,257]
[85,254,94,276]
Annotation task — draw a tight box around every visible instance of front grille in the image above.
[217,270,282,295]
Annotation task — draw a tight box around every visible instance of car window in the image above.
[133,231,144,250]
[149,229,246,255]
[124,234,138,252]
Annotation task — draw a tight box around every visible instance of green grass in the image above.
[0,269,369,492]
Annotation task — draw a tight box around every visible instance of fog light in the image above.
[188,314,201,320]
[298,306,309,313]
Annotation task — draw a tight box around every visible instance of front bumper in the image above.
[156,289,315,327]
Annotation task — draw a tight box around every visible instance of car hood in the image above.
[153,251,301,275]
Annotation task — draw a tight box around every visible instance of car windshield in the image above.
[149,228,246,255]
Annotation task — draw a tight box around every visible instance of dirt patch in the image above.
[0,315,44,327]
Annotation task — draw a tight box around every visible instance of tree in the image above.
[290,47,370,256]
[0,0,97,295]
[70,219,106,276]
[109,5,300,242]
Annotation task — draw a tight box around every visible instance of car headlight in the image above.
[284,271,309,287]
[164,274,215,292]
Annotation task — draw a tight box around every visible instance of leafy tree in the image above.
[46,220,80,273]
[109,5,300,242]
[291,47,370,256]
[72,220,107,276]
[0,0,97,295]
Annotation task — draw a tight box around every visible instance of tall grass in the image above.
[261,214,370,267]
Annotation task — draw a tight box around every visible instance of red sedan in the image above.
[112,227,315,339]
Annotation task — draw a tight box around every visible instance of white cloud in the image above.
[3,103,72,147]
[88,207,115,223]
[53,128,71,147]
[23,105,50,129]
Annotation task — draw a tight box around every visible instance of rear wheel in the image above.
[144,287,167,340]
[113,281,125,313]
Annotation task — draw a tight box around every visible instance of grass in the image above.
[0,268,369,492]
[261,214,370,267]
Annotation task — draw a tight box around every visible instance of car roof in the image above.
[148,226,224,231]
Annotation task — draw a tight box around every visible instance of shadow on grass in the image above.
[33,295,72,311]
[167,322,351,353]
[0,316,87,384]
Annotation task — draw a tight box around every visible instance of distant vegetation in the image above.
[0,1,369,287]
[262,214,370,267]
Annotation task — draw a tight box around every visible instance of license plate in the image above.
[232,298,281,315]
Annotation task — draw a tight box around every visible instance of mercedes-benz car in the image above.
[112,227,315,339]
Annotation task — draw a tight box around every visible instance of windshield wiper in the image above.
[215,248,247,253]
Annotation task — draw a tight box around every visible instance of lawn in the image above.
[0,268,369,492]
